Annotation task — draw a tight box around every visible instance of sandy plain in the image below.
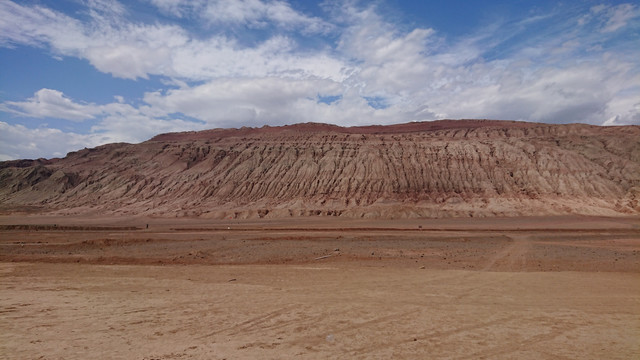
[1,215,639,359]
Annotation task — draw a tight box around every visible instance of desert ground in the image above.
[1,215,639,359]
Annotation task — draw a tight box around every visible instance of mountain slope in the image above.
[1,120,639,218]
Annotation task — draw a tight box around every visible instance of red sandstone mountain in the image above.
[1,120,639,218]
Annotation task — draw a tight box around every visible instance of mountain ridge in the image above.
[1,120,639,218]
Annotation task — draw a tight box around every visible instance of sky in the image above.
[1,0,639,160]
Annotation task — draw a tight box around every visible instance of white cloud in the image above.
[0,1,342,80]
[87,0,127,17]
[603,88,640,126]
[170,36,350,81]
[0,125,204,163]
[339,9,435,66]
[0,118,193,161]
[0,1,87,52]
[1,88,175,126]
[143,77,342,125]
[331,2,640,125]
[0,89,206,159]
[424,59,636,125]
[583,3,640,33]
[0,1,193,79]
[147,0,193,17]
[149,0,333,34]
[0,1,639,160]
[600,3,639,33]
[0,89,99,121]
[82,22,192,79]
[89,111,205,144]
[141,76,440,129]
[147,0,333,33]
[0,122,102,160]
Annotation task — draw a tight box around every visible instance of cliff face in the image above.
[1,120,639,218]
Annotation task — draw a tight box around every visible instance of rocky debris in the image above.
[1,120,639,218]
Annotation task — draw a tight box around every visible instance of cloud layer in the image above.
[0,0,639,160]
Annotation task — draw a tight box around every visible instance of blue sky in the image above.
[1,0,639,160]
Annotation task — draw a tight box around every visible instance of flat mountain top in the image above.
[148,119,601,142]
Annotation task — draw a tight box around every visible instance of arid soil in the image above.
[1,215,639,272]
[1,215,639,359]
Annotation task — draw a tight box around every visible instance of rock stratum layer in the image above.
[1,120,639,218]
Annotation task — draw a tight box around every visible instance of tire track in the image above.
[481,235,531,271]
[345,314,520,356]
[198,304,300,339]
[455,322,579,360]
